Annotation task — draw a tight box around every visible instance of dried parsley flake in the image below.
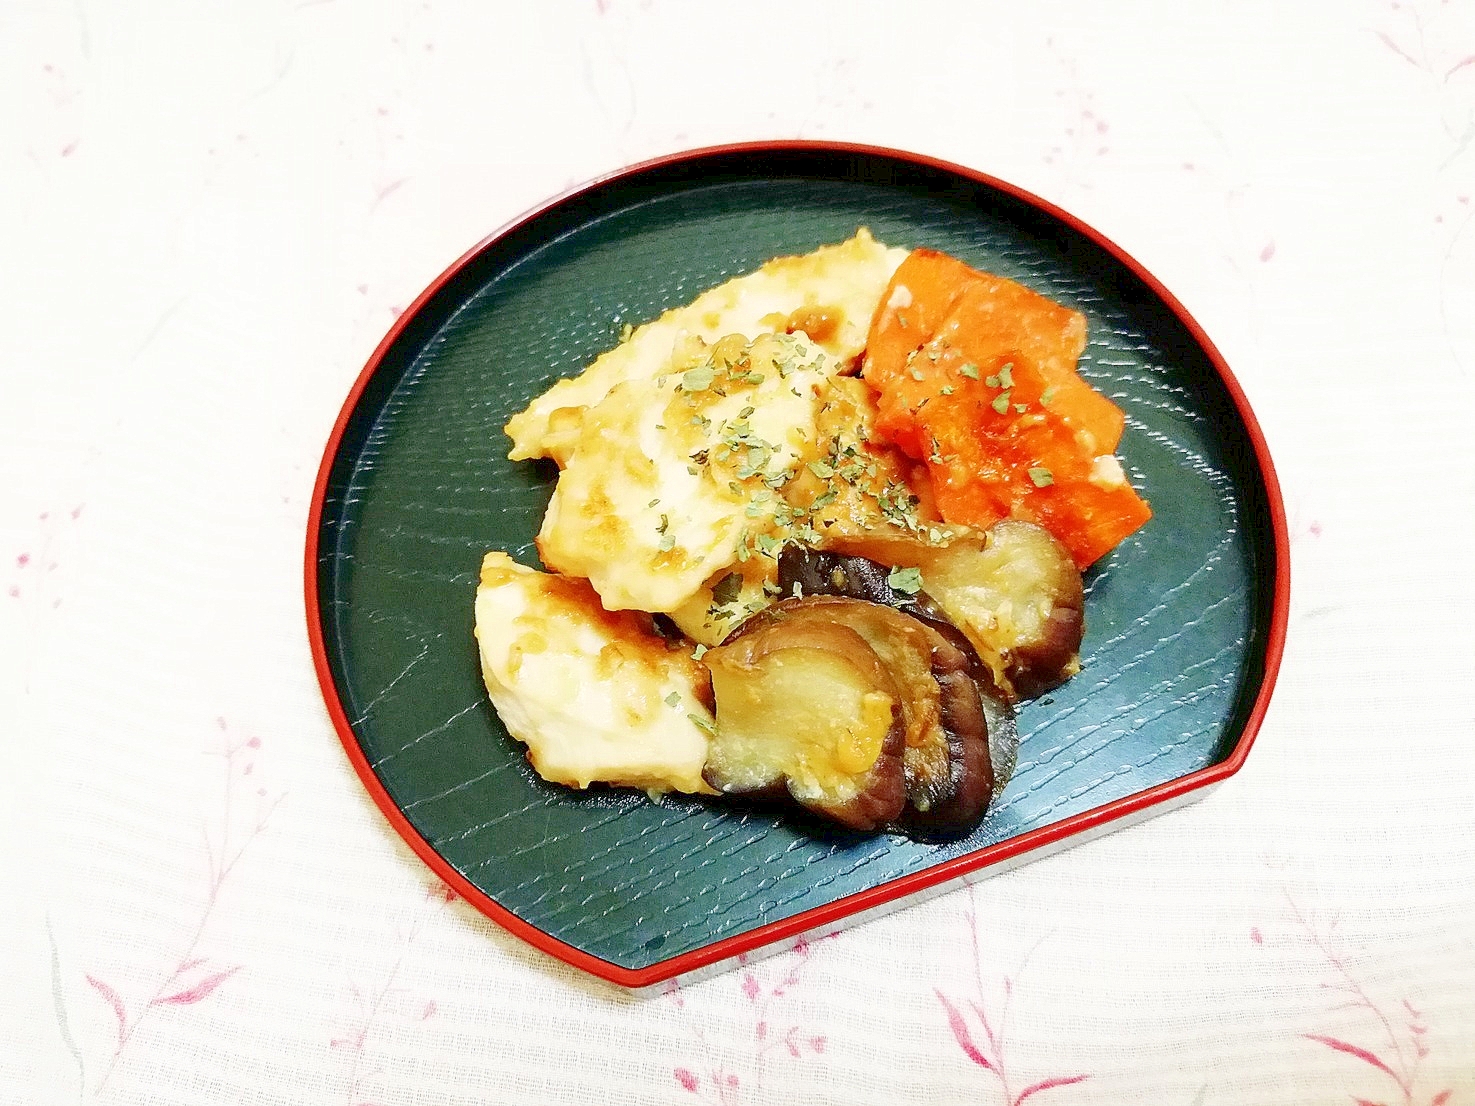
[887,566,925,595]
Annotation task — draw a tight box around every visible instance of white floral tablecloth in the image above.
[4,2,1474,1103]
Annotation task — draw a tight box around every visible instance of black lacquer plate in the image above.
[306,142,1289,987]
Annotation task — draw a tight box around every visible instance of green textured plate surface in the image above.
[307,142,1288,987]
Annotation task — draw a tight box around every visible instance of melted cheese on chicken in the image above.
[505,228,908,465]
[473,552,715,794]
[536,331,835,614]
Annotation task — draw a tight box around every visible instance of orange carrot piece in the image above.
[862,248,978,387]
[945,276,1123,455]
[861,250,1151,568]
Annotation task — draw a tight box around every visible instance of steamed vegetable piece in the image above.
[777,547,1015,829]
[704,593,1001,835]
[862,249,1151,568]
[790,519,1085,703]
[702,601,908,831]
[904,521,1085,702]
[792,597,995,834]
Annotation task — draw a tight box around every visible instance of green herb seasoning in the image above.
[680,364,715,392]
[710,572,743,606]
[887,566,924,595]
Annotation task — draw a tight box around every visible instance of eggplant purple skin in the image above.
[778,547,929,622]
[778,547,984,678]
[1008,604,1083,701]
[775,548,1017,839]
[905,647,994,837]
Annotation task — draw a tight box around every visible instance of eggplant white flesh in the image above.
[702,606,908,832]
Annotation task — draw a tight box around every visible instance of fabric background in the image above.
[3,1,1473,1103]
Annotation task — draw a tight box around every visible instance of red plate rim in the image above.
[304,139,1292,990]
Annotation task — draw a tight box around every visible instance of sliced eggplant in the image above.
[783,520,1085,702]
[701,608,907,832]
[911,521,1084,701]
[777,546,1018,832]
[777,596,995,835]
[706,592,1002,837]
